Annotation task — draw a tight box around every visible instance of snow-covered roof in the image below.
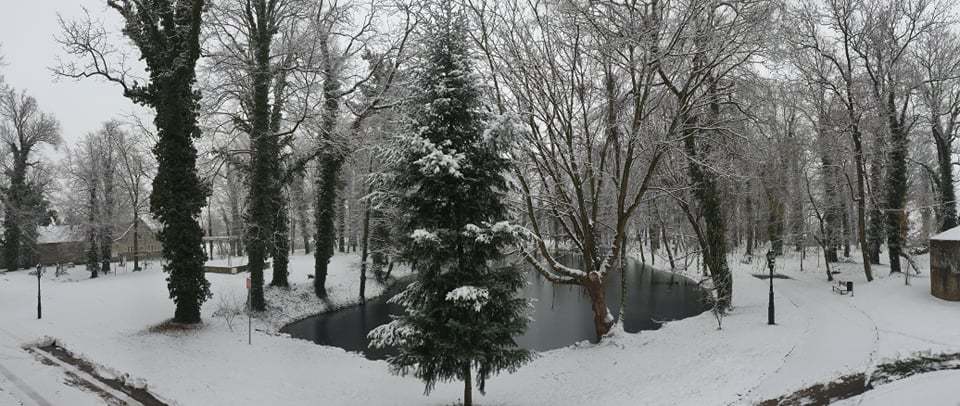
[36,225,85,244]
[931,225,960,241]
[37,216,162,245]
[114,215,161,240]
[139,215,162,233]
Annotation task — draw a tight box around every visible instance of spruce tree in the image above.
[369,5,530,405]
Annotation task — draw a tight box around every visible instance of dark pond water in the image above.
[281,260,709,359]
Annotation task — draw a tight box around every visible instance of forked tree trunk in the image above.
[584,271,612,340]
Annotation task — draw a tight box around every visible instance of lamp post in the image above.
[766,250,775,325]
[36,264,42,320]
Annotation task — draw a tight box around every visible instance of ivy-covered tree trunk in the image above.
[59,0,215,323]
[868,156,884,264]
[313,158,341,297]
[152,83,211,323]
[932,125,957,231]
[137,3,211,324]
[313,36,341,298]
[684,105,732,310]
[884,93,909,274]
[271,198,290,287]
[241,0,287,309]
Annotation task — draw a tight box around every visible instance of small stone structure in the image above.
[929,226,960,301]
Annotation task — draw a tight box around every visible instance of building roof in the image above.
[114,216,161,241]
[37,216,161,245]
[37,225,86,244]
[931,226,960,241]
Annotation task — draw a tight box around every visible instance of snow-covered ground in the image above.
[835,370,960,406]
[0,249,957,405]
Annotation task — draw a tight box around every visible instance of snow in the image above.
[405,135,466,178]
[410,229,440,245]
[835,370,960,406]
[930,225,960,241]
[445,286,490,312]
[0,248,957,405]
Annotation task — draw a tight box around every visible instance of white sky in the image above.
[0,1,144,151]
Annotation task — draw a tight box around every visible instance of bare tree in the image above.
[109,121,154,271]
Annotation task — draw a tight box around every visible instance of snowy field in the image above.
[0,250,958,405]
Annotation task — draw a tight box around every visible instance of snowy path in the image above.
[746,276,880,401]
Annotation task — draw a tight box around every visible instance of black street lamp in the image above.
[766,250,776,325]
[36,264,42,320]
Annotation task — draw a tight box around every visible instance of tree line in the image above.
[0,0,956,402]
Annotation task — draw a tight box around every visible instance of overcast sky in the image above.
[0,1,144,151]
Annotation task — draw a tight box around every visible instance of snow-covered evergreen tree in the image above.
[368,4,530,405]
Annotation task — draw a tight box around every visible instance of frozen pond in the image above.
[281,260,710,359]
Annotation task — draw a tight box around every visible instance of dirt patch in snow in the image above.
[26,341,168,406]
[759,351,960,405]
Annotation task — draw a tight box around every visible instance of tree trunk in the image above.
[4,159,28,271]
[745,181,755,257]
[100,149,115,274]
[271,198,290,287]
[867,155,883,264]
[933,128,957,231]
[766,186,785,256]
[133,216,140,271]
[850,133,874,281]
[662,224,676,270]
[314,158,341,297]
[584,272,612,340]
[684,89,733,309]
[463,364,472,406]
[359,186,372,303]
[314,35,341,298]
[884,92,908,275]
[841,200,851,258]
[152,85,210,324]
[337,197,347,253]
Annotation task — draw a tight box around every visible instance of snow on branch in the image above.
[368,320,419,349]
[410,229,441,245]
[445,286,490,312]
[405,134,466,178]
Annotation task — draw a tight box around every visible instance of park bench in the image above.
[832,280,854,296]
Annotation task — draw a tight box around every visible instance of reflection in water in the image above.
[281,261,709,359]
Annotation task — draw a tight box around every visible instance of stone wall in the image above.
[930,239,960,301]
